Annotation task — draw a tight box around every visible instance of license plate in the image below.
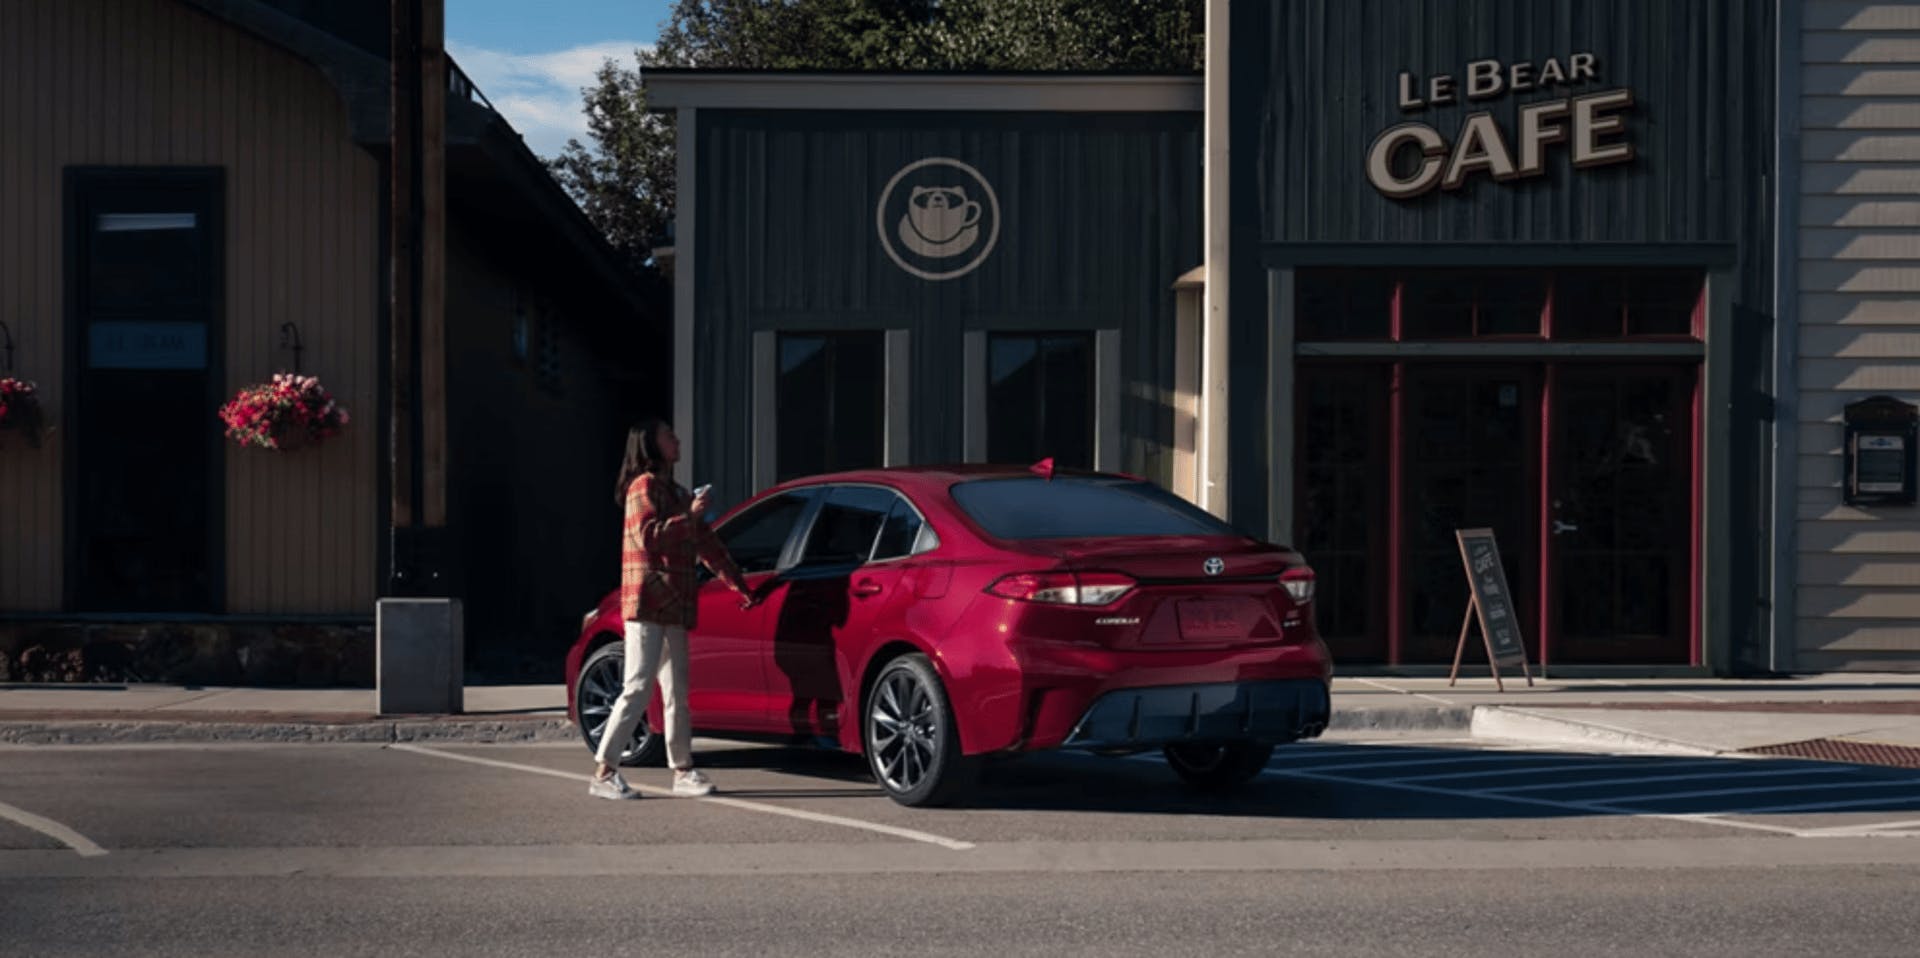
[1177,600,1242,640]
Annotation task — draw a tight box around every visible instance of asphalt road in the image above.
[4,733,1919,956]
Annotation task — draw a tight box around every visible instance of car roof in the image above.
[764,463,1132,498]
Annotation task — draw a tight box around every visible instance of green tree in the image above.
[546,0,1204,266]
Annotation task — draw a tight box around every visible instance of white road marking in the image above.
[1350,677,1459,706]
[1705,792,1920,817]
[389,744,975,852]
[1266,765,1815,837]
[1489,765,1857,795]
[1803,817,1920,837]
[1269,751,1576,775]
[1395,759,1729,784]
[0,798,107,857]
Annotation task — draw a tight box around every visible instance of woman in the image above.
[590,419,756,800]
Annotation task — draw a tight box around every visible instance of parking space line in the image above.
[1804,818,1920,837]
[1704,792,1920,818]
[0,798,107,857]
[1591,778,1920,807]
[390,744,975,851]
[1490,765,1856,795]
[1268,767,1814,837]
[1394,759,1728,784]
[1271,752,1581,775]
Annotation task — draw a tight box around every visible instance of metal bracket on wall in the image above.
[279,321,304,373]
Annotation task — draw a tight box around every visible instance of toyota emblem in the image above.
[1203,557,1225,577]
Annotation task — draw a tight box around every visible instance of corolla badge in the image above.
[876,157,1000,281]
[1203,557,1225,577]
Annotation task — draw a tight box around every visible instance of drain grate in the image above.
[1743,738,1920,769]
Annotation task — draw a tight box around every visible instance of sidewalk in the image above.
[3,675,1920,767]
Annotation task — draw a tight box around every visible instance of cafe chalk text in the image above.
[1366,52,1637,200]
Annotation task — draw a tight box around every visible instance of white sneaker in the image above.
[672,768,715,797]
[589,771,639,800]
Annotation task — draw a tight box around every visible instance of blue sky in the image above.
[447,0,676,158]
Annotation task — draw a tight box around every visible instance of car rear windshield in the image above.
[949,477,1241,540]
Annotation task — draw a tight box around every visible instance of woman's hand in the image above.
[738,589,761,611]
[689,489,712,518]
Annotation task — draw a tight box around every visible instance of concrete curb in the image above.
[1469,706,1728,756]
[0,706,1477,746]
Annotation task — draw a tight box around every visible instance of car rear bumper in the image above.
[1058,679,1330,750]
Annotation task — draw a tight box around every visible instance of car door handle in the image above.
[851,579,883,598]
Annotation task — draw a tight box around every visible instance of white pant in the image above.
[594,620,693,770]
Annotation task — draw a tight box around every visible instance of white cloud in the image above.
[446,40,650,158]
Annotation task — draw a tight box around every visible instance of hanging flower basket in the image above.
[219,373,349,451]
[0,376,45,449]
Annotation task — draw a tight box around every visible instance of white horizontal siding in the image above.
[1802,65,1920,96]
[1800,228,1920,260]
[1803,32,1920,64]
[1798,261,1920,291]
[1800,325,1920,360]
[1799,520,1920,554]
[1805,4,1920,32]
[1799,292,1920,325]
[1800,163,1920,194]
[1800,553,1920,586]
[1793,619,1920,652]
[1801,196,1920,227]
[1799,358,1920,390]
[1803,130,1920,161]
[1800,585,1920,618]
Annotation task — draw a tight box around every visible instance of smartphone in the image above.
[691,484,712,499]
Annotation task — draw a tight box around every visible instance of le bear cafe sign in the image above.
[1366,52,1637,200]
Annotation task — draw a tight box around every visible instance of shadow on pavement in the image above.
[687,741,1920,820]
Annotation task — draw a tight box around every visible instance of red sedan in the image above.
[564,464,1333,806]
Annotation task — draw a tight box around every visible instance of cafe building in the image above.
[652,0,1920,675]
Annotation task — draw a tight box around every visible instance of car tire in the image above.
[864,653,975,807]
[1162,742,1275,791]
[575,643,663,768]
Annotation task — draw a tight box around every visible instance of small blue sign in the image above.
[88,321,207,370]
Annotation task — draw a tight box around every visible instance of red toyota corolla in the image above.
[564,464,1333,807]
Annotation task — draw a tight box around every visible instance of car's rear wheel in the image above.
[1162,742,1274,791]
[575,643,662,767]
[864,653,974,807]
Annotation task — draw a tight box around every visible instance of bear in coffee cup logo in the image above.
[875,157,1001,282]
[899,186,982,257]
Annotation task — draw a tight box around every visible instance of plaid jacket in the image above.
[620,472,748,627]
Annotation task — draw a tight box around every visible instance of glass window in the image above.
[799,486,895,565]
[987,333,1093,469]
[1625,270,1703,337]
[1474,272,1548,336]
[950,477,1240,540]
[1400,272,1475,339]
[717,491,813,575]
[777,333,884,481]
[88,209,209,312]
[872,495,934,561]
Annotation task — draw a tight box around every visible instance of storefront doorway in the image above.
[1292,268,1703,668]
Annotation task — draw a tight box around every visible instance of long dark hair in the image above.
[614,418,668,505]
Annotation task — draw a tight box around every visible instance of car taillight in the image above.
[1281,568,1315,604]
[986,571,1136,607]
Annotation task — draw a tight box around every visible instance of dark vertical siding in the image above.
[1254,0,1774,265]
[695,110,1202,506]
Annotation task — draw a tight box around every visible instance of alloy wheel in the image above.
[578,650,653,764]
[868,668,941,794]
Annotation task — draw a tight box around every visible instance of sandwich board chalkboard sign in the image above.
[1450,528,1534,691]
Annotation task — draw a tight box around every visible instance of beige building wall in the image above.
[1795,2,1920,669]
[0,0,379,614]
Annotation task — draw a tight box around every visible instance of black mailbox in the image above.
[1843,395,1918,507]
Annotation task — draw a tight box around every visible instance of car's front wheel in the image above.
[864,653,975,807]
[575,643,662,767]
[1162,742,1274,791]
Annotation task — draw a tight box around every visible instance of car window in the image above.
[949,477,1241,540]
[799,486,895,566]
[872,495,935,561]
[717,491,813,574]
